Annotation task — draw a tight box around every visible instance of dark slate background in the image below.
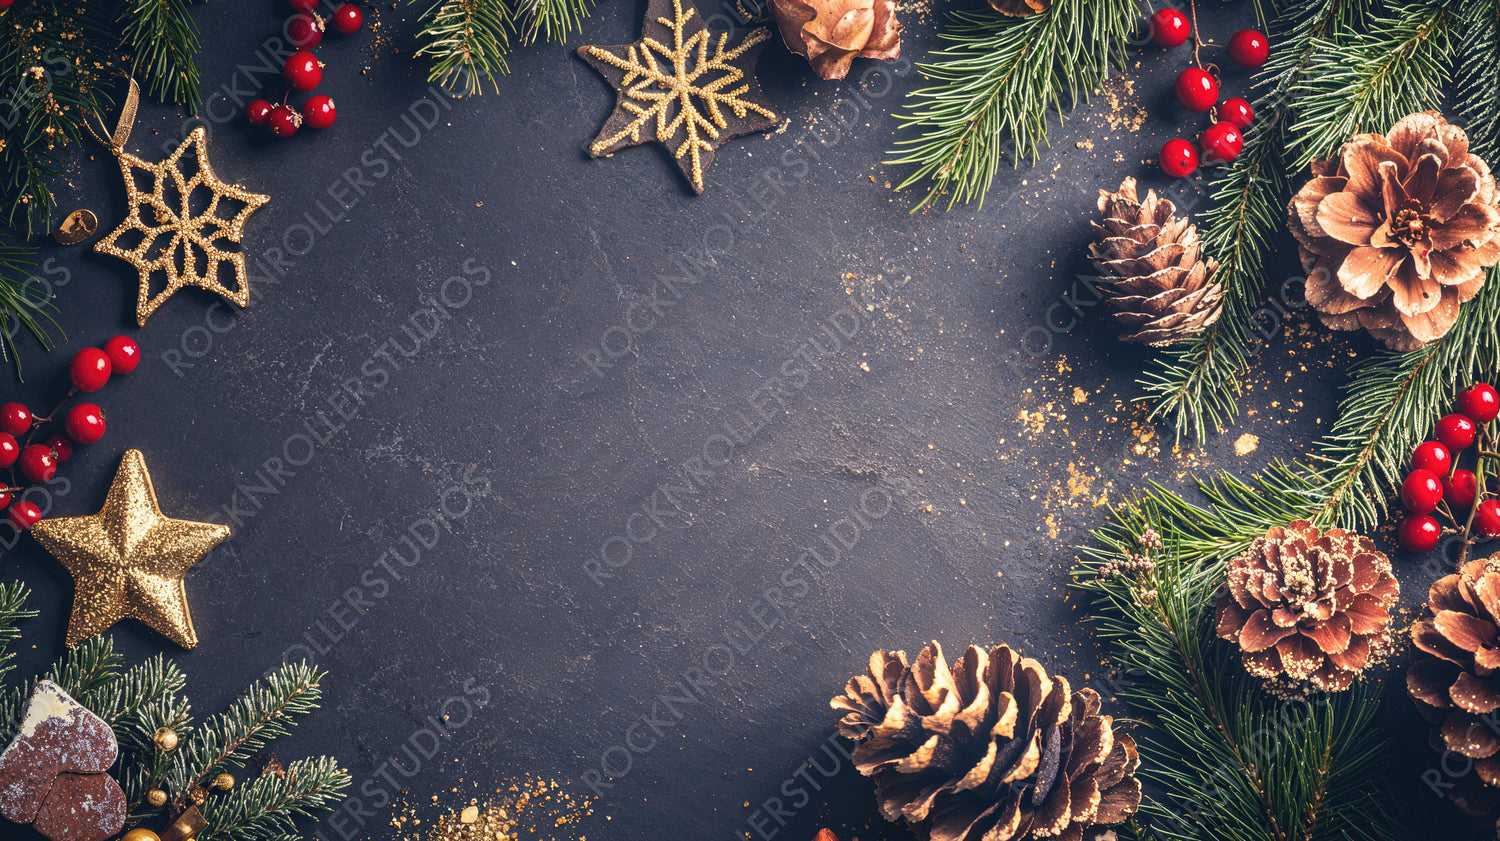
[1,0,1477,839]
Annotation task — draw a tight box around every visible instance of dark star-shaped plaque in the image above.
[578,0,779,194]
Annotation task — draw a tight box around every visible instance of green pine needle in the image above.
[886,0,1141,211]
[200,756,351,841]
[518,0,596,43]
[117,0,203,111]
[414,0,599,95]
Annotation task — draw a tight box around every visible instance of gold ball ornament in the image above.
[213,772,234,790]
[189,786,207,805]
[146,788,169,806]
[122,830,162,841]
[153,726,179,751]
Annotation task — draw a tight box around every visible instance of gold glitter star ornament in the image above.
[92,80,269,325]
[32,450,230,649]
[579,0,779,194]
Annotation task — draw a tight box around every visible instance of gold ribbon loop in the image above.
[89,77,139,151]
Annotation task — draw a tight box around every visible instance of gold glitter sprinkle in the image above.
[1234,433,1260,456]
[31,449,230,649]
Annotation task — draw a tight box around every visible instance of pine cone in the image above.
[830,641,1140,841]
[770,0,902,81]
[1288,111,1500,351]
[1408,555,1500,832]
[1089,177,1224,346]
[1214,520,1398,692]
[988,0,1049,16]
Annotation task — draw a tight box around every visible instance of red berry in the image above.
[1175,67,1218,112]
[287,12,323,49]
[0,403,29,436]
[0,0,15,10]
[19,445,56,483]
[45,434,72,464]
[1159,138,1198,177]
[302,95,337,129]
[69,347,111,392]
[1459,383,1500,424]
[1220,97,1254,130]
[268,106,302,138]
[103,335,140,374]
[64,404,105,445]
[284,51,322,92]
[7,501,40,532]
[1401,468,1443,514]
[1444,469,1478,509]
[1478,499,1500,538]
[1398,515,1443,553]
[0,491,9,510]
[1438,413,1478,451]
[247,100,273,126]
[1148,8,1189,47]
[1199,122,1243,164]
[1227,29,1270,68]
[331,3,363,34]
[288,0,317,10]
[1413,441,1452,476]
[0,434,16,468]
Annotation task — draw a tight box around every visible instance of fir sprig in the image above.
[886,0,1141,210]
[414,0,599,96]
[518,0,596,43]
[1139,0,1369,440]
[116,0,204,111]
[1073,526,1411,841]
[200,756,351,841]
[166,663,327,803]
[1455,0,1500,159]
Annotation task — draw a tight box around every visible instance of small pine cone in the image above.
[830,641,1140,841]
[988,0,1049,16]
[1215,520,1398,692]
[1408,555,1500,834]
[1089,178,1225,346]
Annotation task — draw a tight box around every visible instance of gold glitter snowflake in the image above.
[580,0,778,193]
[95,126,269,326]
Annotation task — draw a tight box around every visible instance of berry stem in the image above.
[1189,0,1203,68]
[1460,425,1492,564]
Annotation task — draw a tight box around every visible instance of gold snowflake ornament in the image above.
[579,0,779,194]
[95,126,270,326]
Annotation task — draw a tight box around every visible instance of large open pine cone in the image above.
[769,0,901,81]
[1288,111,1500,351]
[1090,177,1224,346]
[1214,520,1398,692]
[1409,555,1500,831]
[830,641,1140,841]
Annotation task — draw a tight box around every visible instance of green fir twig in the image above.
[116,0,204,111]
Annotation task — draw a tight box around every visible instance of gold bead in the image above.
[189,786,207,805]
[122,830,162,841]
[153,727,179,751]
[146,788,168,807]
[213,773,234,791]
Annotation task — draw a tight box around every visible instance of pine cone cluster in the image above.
[769,0,901,81]
[830,641,1140,841]
[1408,555,1500,832]
[1289,111,1500,351]
[1214,520,1399,692]
[1090,177,1225,346]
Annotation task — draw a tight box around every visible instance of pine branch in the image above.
[1139,0,1368,441]
[886,0,1141,211]
[199,757,351,841]
[166,663,326,803]
[1287,0,1457,168]
[0,582,33,695]
[517,0,596,43]
[414,0,515,96]
[1456,0,1500,160]
[1073,528,1413,841]
[117,0,204,111]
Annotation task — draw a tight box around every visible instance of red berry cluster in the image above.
[1395,383,1500,553]
[0,338,139,532]
[246,0,364,137]
[1147,8,1268,178]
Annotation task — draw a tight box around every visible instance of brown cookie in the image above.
[31,771,127,841]
[0,681,118,824]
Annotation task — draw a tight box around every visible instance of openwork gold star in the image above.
[94,126,269,326]
[31,450,229,649]
[579,0,778,194]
